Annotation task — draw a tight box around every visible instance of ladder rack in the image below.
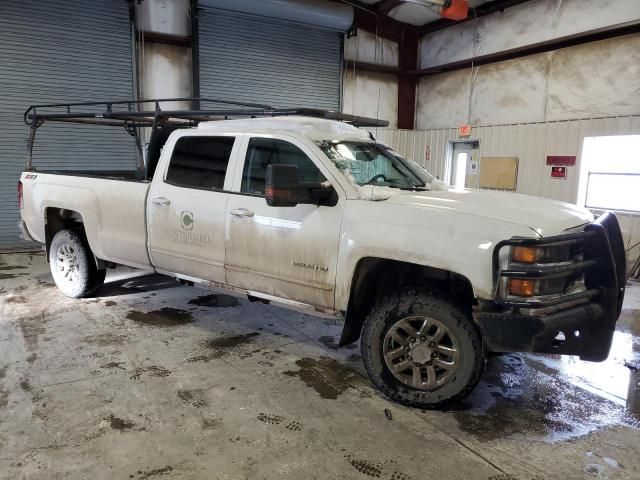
[24,97,388,128]
[23,97,389,171]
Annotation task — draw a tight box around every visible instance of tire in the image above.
[49,229,106,298]
[361,289,485,409]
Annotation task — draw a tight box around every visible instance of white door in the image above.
[450,141,480,189]
[225,134,344,310]
[147,133,240,283]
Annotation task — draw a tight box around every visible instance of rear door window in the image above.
[166,136,235,190]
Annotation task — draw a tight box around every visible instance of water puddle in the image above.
[188,294,239,308]
[127,307,194,327]
[186,332,260,362]
[282,357,361,400]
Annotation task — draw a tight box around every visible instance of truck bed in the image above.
[20,171,152,270]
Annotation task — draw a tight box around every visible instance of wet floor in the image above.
[1,253,639,479]
[444,305,640,445]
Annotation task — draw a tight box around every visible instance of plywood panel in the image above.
[479,157,518,190]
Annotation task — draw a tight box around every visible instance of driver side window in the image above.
[241,138,326,196]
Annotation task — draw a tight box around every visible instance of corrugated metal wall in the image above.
[198,7,342,110]
[0,0,136,251]
[376,115,640,268]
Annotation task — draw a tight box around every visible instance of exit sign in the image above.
[458,124,471,137]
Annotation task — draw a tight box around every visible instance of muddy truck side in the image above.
[19,103,627,408]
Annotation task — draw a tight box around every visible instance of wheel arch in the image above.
[45,207,103,269]
[339,257,476,347]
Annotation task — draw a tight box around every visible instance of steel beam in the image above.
[415,22,640,75]
[374,0,406,14]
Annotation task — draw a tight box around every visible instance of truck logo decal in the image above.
[180,211,194,230]
[292,261,329,272]
[163,211,210,247]
[164,228,211,247]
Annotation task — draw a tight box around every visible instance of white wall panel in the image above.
[417,34,640,129]
[141,42,192,111]
[343,70,398,128]
[416,69,470,129]
[472,53,550,126]
[344,30,399,67]
[546,35,640,121]
[343,29,399,128]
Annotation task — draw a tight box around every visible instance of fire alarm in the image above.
[551,166,567,179]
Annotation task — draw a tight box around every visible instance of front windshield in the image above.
[318,141,426,190]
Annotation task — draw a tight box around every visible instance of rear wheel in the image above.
[49,229,106,298]
[361,289,485,409]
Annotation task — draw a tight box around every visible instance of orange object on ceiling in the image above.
[441,0,469,21]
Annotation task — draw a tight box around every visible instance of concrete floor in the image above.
[1,253,639,480]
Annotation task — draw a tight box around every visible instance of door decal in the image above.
[164,211,210,248]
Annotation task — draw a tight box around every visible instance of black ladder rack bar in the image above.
[23,97,274,125]
[24,108,389,127]
[24,98,389,128]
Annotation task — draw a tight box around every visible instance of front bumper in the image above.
[476,212,626,362]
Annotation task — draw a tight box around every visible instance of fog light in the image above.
[509,278,537,297]
[511,246,538,263]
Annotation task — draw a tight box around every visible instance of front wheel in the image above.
[361,289,485,409]
[49,229,106,298]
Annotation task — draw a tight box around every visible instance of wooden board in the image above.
[479,156,518,190]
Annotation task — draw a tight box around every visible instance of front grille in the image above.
[569,241,583,261]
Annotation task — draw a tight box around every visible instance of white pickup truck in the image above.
[19,100,626,408]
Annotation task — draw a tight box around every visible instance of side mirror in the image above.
[265,164,335,207]
[265,164,301,207]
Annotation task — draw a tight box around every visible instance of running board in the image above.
[167,271,336,316]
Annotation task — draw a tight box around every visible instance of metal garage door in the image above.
[0,0,136,250]
[199,7,342,110]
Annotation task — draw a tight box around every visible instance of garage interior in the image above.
[1,0,640,478]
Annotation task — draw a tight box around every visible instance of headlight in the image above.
[511,246,538,263]
[508,278,536,296]
[504,244,580,298]
[510,245,571,264]
[508,277,568,297]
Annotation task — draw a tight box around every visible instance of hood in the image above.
[382,188,593,237]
